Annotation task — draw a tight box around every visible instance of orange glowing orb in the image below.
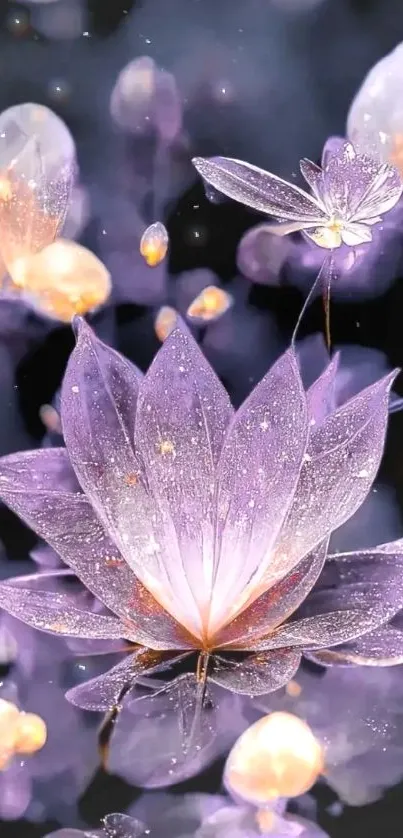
[140,222,169,267]
[154,305,178,342]
[186,285,233,323]
[12,239,111,322]
[225,711,324,803]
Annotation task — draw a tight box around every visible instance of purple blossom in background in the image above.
[255,662,403,806]
[0,319,400,784]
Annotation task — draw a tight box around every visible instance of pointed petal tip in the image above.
[72,314,86,339]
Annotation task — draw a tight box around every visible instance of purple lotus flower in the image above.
[0,319,401,747]
[193,139,403,249]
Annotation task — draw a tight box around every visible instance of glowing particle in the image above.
[14,712,47,755]
[0,699,22,769]
[154,305,178,342]
[14,239,111,322]
[285,679,302,697]
[186,285,233,324]
[140,222,169,267]
[39,403,62,435]
[0,175,13,202]
[224,711,324,803]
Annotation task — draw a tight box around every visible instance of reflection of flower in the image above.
[193,139,402,249]
[129,789,329,838]
[0,320,400,777]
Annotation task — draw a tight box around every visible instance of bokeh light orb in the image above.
[224,712,324,804]
[347,41,403,174]
[14,712,47,755]
[16,239,111,322]
[110,56,182,141]
[0,102,76,176]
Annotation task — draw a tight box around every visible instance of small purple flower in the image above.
[0,320,400,755]
[193,139,403,249]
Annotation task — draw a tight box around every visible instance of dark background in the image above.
[2,0,403,835]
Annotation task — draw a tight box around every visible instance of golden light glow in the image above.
[154,305,178,342]
[14,239,111,321]
[0,699,20,768]
[309,221,343,249]
[14,712,47,755]
[389,134,403,176]
[255,809,275,833]
[0,701,47,768]
[186,285,232,322]
[285,679,302,698]
[39,404,62,435]
[140,221,169,267]
[225,711,324,803]
[0,175,13,202]
[0,166,62,276]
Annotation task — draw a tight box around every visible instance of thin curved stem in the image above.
[291,250,333,349]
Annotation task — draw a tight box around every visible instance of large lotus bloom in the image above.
[193,140,403,249]
[0,320,401,725]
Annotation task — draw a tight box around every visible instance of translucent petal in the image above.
[0,449,190,650]
[192,156,327,222]
[0,581,126,639]
[108,673,222,787]
[65,649,177,711]
[210,649,301,695]
[0,135,73,279]
[209,349,308,636]
[300,158,325,203]
[306,353,340,424]
[322,141,402,222]
[135,327,233,632]
[103,814,148,838]
[309,621,403,667]
[340,223,373,247]
[271,371,396,575]
[216,540,328,650]
[263,579,403,651]
[350,162,403,222]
